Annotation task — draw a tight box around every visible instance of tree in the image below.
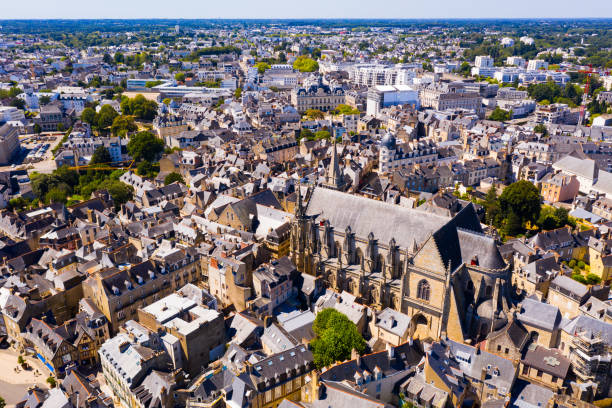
[39,95,51,105]
[97,104,119,130]
[127,131,164,162]
[489,107,511,122]
[536,206,573,231]
[234,87,242,100]
[137,160,159,178]
[145,80,164,88]
[293,55,319,72]
[333,104,360,115]
[304,109,325,120]
[311,309,365,369]
[314,130,331,140]
[255,62,271,74]
[91,146,112,165]
[502,210,523,237]
[111,115,137,137]
[586,273,601,285]
[164,172,185,185]
[46,187,68,204]
[534,123,548,136]
[10,98,25,110]
[458,61,471,76]
[114,52,124,64]
[46,376,56,388]
[499,180,541,233]
[81,107,97,126]
[174,72,186,83]
[33,123,41,134]
[483,186,500,226]
[299,128,315,141]
[9,196,29,211]
[101,180,133,210]
[103,53,113,65]
[121,95,158,120]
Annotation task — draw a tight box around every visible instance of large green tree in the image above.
[164,172,185,185]
[91,146,112,164]
[111,115,137,137]
[499,180,541,232]
[311,309,365,369]
[293,56,319,72]
[489,107,511,122]
[97,104,119,130]
[120,95,158,120]
[127,131,165,162]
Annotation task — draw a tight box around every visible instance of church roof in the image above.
[305,187,450,251]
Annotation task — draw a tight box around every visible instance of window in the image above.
[536,370,543,378]
[417,280,430,302]
[522,365,529,375]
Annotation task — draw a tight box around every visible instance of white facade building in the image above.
[506,56,526,67]
[527,59,549,71]
[475,56,494,68]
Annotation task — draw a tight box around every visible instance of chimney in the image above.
[352,348,360,366]
[386,343,395,359]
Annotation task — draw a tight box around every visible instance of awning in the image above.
[36,353,55,373]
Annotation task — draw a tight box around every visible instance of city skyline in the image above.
[3,0,612,20]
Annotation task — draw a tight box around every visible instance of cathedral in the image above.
[290,186,512,343]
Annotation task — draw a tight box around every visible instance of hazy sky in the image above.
[3,0,612,19]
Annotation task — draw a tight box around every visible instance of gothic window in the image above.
[417,280,431,302]
[355,248,363,266]
[335,241,341,259]
[377,254,385,272]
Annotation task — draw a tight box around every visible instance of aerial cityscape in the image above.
[0,11,612,408]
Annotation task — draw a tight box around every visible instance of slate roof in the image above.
[517,298,561,332]
[375,308,411,338]
[561,314,612,344]
[305,187,451,251]
[521,345,570,379]
[319,341,422,383]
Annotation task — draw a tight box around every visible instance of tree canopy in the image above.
[489,107,512,122]
[127,131,165,162]
[332,104,360,115]
[293,55,319,72]
[255,62,271,74]
[304,109,325,120]
[311,308,365,369]
[120,95,158,121]
[91,146,111,164]
[498,180,541,236]
[111,115,138,137]
[97,104,119,129]
[164,172,185,185]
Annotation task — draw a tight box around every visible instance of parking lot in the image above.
[0,132,63,174]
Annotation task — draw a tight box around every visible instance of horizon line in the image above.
[1,17,612,21]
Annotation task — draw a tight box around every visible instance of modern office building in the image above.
[0,123,20,165]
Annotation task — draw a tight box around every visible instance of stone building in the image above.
[291,77,345,113]
[290,186,511,342]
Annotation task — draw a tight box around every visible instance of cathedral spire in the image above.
[325,138,344,190]
[296,182,304,217]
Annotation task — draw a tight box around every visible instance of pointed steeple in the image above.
[325,139,344,190]
[296,182,304,218]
